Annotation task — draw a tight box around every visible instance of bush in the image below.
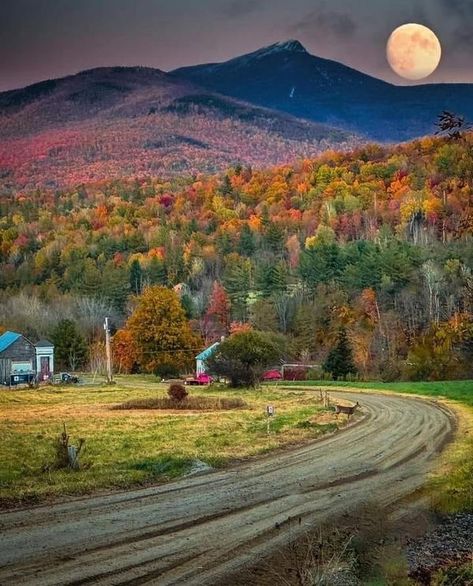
[379,360,402,382]
[154,362,181,380]
[206,330,286,387]
[114,396,247,410]
[168,383,188,402]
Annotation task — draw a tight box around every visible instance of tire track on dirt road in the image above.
[0,391,454,585]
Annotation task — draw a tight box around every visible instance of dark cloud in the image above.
[437,0,473,46]
[221,0,263,18]
[291,3,357,38]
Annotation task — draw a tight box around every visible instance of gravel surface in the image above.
[0,391,454,586]
[407,513,473,582]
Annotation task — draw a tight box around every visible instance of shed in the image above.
[0,331,54,386]
[195,342,220,375]
[34,339,55,381]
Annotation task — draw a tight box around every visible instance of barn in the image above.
[0,331,54,386]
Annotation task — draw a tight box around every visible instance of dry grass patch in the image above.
[113,396,247,411]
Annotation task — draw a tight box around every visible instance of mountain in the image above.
[0,66,353,189]
[173,40,473,141]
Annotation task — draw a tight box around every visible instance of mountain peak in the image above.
[259,39,308,56]
[270,40,307,53]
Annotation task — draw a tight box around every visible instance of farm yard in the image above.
[0,376,343,506]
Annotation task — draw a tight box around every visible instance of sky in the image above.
[0,0,472,92]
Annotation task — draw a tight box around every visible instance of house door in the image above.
[40,356,50,377]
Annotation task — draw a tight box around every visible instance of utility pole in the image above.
[104,317,113,384]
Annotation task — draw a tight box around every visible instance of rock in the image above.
[186,459,214,476]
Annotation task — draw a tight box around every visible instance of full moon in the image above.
[387,23,442,80]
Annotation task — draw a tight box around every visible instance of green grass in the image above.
[281,380,473,407]
[0,376,338,506]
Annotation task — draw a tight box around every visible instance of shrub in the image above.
[154,362,181,380]
[43,424,86,471]
[206,330,286,387]
[168,383,188,402]
[114,396,247,410]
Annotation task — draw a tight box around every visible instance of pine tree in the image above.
[238,224,256,257]
[220,174,233,196]
[323,328,356,380]
[129,259,143,295]
[51,319,88,371]
[147,257,167,285]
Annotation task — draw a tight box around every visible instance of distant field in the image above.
[0,376,339,506]
[283,380,473,407]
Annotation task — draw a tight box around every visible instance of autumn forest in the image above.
[0,132,472,380]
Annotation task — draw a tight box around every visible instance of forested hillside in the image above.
[1,134,472,380]
[0,66,353,190]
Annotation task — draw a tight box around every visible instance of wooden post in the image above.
[67,445,79,469]
[104,317,113,384]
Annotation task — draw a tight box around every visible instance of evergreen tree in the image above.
[238,224,256,257]
[147,257,167,285]
[180,293,195,319]
[100,261,130,313]
[220,174,233,196]
[51,319,88,371]
[129,259,143,295]
[323,329,356,381]
[264,222,285,256]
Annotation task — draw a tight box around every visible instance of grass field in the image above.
[285,379,473,514]
[282,380,473,407]
[0,376,339,506]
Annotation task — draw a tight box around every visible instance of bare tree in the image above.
[436,111,471,140]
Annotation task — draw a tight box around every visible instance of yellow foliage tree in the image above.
[126,286,201,376]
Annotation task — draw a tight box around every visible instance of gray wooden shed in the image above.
[0,331,54,386]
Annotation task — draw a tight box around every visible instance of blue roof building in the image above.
[0,331,54,385]
[195,342,220,374]
[0,331,24,354]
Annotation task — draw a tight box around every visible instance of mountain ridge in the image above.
[0,65,354,189]
[173,39,473,141]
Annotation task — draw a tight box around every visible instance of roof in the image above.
[35,339,54,348]
[195,342,220,361]
[0,331,22,354]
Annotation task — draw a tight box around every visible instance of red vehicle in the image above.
[262,369,282,381]
[185,373,213,385]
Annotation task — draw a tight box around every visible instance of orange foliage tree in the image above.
[112,329,139,374]
[126,286,201,376]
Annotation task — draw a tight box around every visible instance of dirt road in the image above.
[0,392,454,586]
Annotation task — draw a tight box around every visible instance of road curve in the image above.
[0,391,454,586]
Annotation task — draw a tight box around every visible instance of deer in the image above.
[334,402,359,419]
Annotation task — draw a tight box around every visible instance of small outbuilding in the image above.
[0,331,54,386]
[195,342,220,375]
